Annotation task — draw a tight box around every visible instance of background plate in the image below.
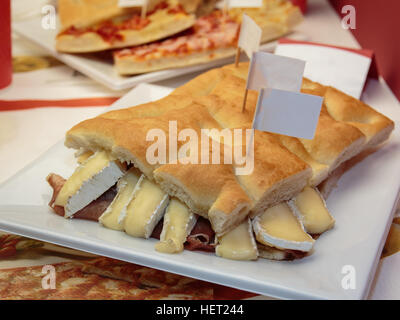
[13,17,306,91]
[0,82,399,300]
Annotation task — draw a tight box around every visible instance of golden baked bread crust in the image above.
[272,134,330,186]
[298,105,366,172]
[64,62,394,235]
[302,78,395,148]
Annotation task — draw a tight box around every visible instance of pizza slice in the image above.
[0,259,214,300]
[0,233,43,259]
[113,0,302,75]
[0,262,101,300]
[81,257,214,299]
[56,0,202,53]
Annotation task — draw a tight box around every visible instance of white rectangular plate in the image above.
[13,17,306,91]
[1,82,400,300]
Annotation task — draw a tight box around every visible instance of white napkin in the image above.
[275,41,373,99]
[0,64,122,183]
[0,66,121,100]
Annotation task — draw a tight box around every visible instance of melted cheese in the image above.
[77,151,94,164]
[55,151,125,217]
[55,151,111,207]
[123,176,169,239]
[216,219,258,261]
[288,187,335,234]
[253,203,314,252]
[116,11,239,61]
[155,199,197,254]
[99,168,140,230]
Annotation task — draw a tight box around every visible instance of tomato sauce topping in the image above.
[59,1,187,44]
[115,10,240,60]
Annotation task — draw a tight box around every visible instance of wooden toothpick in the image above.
[222,0,229,24]
[235,47,241,67]
[241,88,249,113]
[141,1,147,19]
[224,0,229,14]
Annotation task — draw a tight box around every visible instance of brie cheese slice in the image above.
[122,176,169,239]
[257,243,293,261]
[99,168,140,231]
[253,203,315,252]
[257,243,307,261]
[155,199,197,254]
[216,219,258,261]
[55,151,125,218]
[288,187,335,234]
[76,151,94,164]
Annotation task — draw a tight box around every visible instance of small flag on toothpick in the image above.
[235,14,262,67]
[246,52,305,92]
[220,0,263,21]
[222,0,229,20]
[244,52,323,139]
[217,0,263,9]
[242,51,305,112]
[230,0,263,7]
[119,0,148,18]
[252,88,323,139]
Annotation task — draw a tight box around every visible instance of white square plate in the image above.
[13,17,306,91]
[0,82,400,300]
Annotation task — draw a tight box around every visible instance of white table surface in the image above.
[2,0,400,300]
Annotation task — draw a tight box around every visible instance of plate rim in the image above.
[1,72,400,301]
[12,17,306,91]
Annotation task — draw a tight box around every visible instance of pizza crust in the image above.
[112,1,303,75]
[58,0,208,31]
[115,47,237,75]
[58,0,137,31]
[56,10,196,53]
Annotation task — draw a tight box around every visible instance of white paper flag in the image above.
[218,0,263,9]
[119,0,147,8]
[247,52,306,92]
[238,14,262,59]
[253,88,323,139]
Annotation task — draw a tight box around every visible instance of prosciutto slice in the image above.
[185,217,216,252]
[46,173,116,221]
[47,173,217,251]
[46,174,307,258]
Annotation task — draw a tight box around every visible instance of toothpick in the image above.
[141,1,147,19]
[241,88,249,113]
[235,47,241,67]
[223,0,229,24]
